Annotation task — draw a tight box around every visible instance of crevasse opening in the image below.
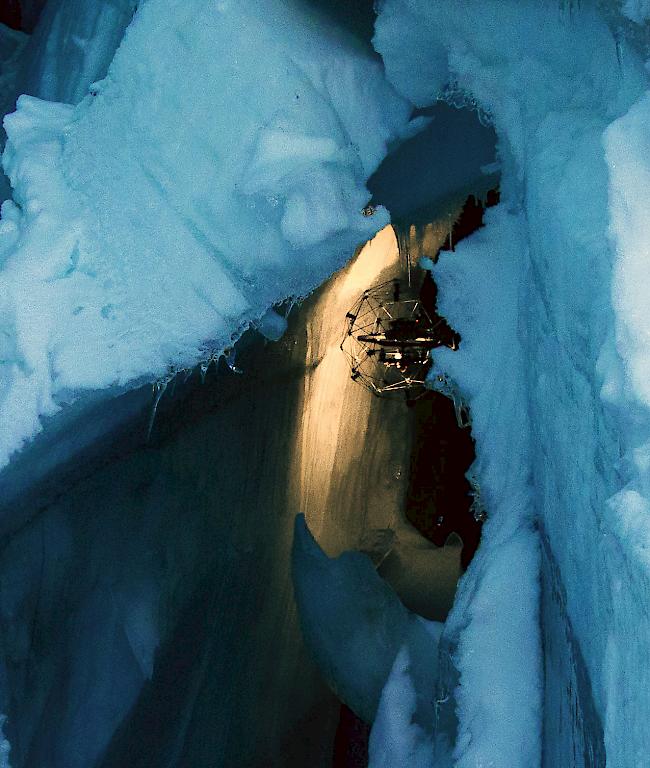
[2,1,650,767]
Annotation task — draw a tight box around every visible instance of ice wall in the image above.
[0,23,27,201]
[0,26,26,127]
[0,340,335,768]
[428,206,541,768]
[0,0,414,470]
[4,0,650,766]
[374,1,650,765]
[0,0,133,203]
[622,0,650,23]
[17,0,137,104]
[15,0,47,33]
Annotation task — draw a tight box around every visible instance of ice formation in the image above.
[368,645,440,768]
[2,0,650,766]
[0,0,413,469]
[292,514,440,724]
[373,1,650,765]
[622,0,650,23]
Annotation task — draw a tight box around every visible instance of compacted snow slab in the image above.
[372,1,650,766]
[0,0,415,471]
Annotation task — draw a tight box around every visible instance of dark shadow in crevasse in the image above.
[298,0,376,47]
[405,191,500,570]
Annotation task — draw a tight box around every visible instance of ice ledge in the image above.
[0,0,414,473]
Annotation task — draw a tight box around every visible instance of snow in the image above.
[375,1,650,766]
[17,0,137,104]
[429,206,541,768]
[368,645,438,768]
[4,0,650,765]
[0,0,413,469]
[292,514,440,725]
[622,0,650,23]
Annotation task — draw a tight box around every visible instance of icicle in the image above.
[453,395,471,428]
[431,372,471,429]
[285,296,298,318]
[358,527,397,571]
[468,474,487,522]
[434,693,451,727]
[408,228,412,264]
[558,0,580,20]
[225,347,243,374]
[440,80,493,126]
[199,360,209,383]
[146,379,168,442]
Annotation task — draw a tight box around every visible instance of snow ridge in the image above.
[375,0,650,764]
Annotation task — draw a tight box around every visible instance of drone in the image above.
[341,277,458,400]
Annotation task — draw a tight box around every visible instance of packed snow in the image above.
[622,0,650,23]
[374,0,650,765]
[427,207,541,767]
[368,643,442,768]
[0,0,413,469]
[3,0,650,766]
